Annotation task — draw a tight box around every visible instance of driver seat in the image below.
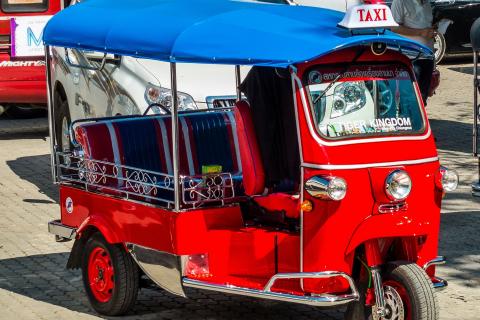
[233,101,299,219]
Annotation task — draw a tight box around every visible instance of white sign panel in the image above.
[338,4,398,30]
[11,16,52,58]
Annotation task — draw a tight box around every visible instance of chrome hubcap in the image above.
[373,285,405,320]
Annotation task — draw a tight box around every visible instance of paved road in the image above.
[0,61,479,319]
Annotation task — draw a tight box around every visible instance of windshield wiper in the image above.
[313,47,366,105]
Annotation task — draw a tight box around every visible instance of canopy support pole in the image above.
[235,65,241,102]
[473,51,480,197]
[171,62,180,211]
[45,45,57,183]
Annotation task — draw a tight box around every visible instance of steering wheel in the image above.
[377,80,394,116]
[143,103,171,116]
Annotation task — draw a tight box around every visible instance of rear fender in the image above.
[66,215,124,269]
[77,215,123,244]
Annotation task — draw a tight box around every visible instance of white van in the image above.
[51,0,360,152]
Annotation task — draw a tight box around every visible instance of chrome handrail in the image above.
[423,256,446,271]
[183,271,359,307]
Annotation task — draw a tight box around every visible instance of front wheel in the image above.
[346,263,439,320]
[82,233,139,316]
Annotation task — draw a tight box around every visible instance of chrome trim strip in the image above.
[171,62,180,212]
[423,256,446,270]
[290,69,306,290]
[291,73,432,147]
[183,271,359,307]
[302,157,439,170]
[48,220,77,240]
[127,243,186,297]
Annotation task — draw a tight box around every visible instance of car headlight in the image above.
[145,84,198,112]
[385,170,412,201]
[436,166,459,192]
[305,175,347,201]
[331,82,366,119]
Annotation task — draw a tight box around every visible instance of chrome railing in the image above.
[56,151,236,208]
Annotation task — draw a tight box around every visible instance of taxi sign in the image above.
[338,4,398,30]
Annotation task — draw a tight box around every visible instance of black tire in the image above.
[81,233,139,316]
[434,33,446,64]
[54,91,72,153]
[345,263,438,320]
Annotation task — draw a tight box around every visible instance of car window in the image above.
[1,0,49,13]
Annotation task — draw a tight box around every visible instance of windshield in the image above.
[1,0,48,13]
[305,64,425,139]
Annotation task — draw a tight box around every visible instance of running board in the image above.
[183,271,359,307]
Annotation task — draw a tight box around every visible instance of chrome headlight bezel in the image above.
[385,170,412,201]
[305,175,347,201]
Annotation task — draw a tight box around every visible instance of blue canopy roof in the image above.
[43,0,432,67]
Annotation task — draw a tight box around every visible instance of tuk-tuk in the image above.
[45,0,458,318]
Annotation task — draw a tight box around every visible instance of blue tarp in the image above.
[43,0,432,67]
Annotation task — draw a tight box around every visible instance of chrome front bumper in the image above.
[424,256,448,291]
[48,220,77,242]
[183,271,359,307]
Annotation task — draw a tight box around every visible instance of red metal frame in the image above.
[0,1,62,106]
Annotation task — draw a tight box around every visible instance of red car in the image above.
[0,0,65,116]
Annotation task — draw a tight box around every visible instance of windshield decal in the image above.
[321,117,414,137]
[308,66,410,84]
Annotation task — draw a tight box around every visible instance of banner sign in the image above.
[10,16,52,58]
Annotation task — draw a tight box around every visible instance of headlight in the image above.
[305,175,347,201]
[330,82,366,119]
[385,170,412,201]
[145,84,198,112]
[436,166,459,192]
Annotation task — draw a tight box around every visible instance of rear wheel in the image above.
[345,263,438,320]
[82,233,139,316]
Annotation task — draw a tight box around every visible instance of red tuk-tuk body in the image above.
[45,1,455,318]
[0,0,63,112]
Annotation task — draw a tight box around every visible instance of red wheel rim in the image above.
[88,247,115,303]
[384,279,411,320]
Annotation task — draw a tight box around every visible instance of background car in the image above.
[432,0,480,62]
[50,0,362,153]
[385,0,480,63]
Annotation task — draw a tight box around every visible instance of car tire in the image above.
[54,92,72,154]
[434,33,446,64]
[82,233,139,316]
[345,263,438,320]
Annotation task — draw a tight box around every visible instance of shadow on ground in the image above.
[429,118,472,154]
[6,154,59,202]
[0,253,343,320]
[439,210,480,289]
